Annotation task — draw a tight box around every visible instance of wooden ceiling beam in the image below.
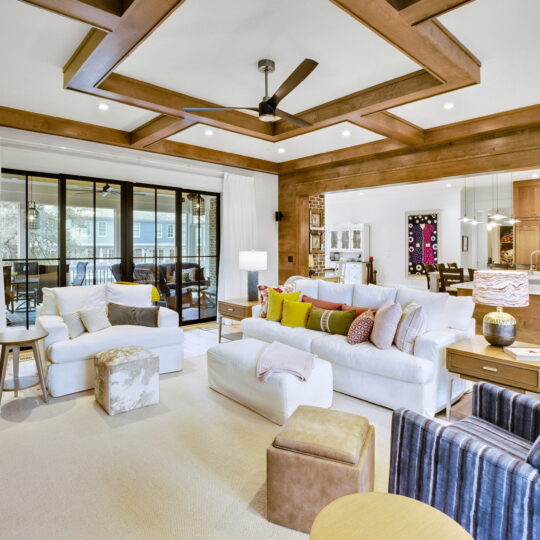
[348,111,425,145]
[130,115,197,148]
[0,106,278,174]
[19,0,123,31]
[399,0,475,25]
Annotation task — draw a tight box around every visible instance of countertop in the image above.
[449,280,540,296]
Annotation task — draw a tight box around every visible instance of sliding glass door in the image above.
[181,191,219,323]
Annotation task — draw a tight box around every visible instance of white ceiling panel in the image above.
[168,121,383,162]
[389,0,540,128]
[116,0,418,114]
[0,0,158,131]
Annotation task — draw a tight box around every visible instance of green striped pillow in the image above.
[306,306,357,336]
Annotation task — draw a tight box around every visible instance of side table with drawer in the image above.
[218,298,260,343]
[445,335,540,421]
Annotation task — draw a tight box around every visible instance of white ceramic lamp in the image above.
[239,251,267,301]
[473,270,529,346]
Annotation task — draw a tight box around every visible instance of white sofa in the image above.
[241,280,475,417]
[36,283,183,397]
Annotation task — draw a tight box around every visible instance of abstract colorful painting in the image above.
[407,212,439,276]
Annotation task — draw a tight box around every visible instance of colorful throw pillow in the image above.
[347,310,375,344]
[267,288,301,322]
[307,306,357,336]
[258,284,295,318]
[394,301,426,354]
[341,304,378,318]
[281,300,312,328]
[302,295,342,311]
[370,301,402,350]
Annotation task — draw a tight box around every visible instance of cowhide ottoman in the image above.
[94,346,159,416]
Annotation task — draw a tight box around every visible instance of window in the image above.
[134,248,143,257]
[97,221,107,237]
[167,223,174,238]
[79,225,89,238]
[157,223,163,238]
[133,223,141,238]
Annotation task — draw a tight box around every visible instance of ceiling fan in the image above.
[70,184,153,198]
[183,58,318,128]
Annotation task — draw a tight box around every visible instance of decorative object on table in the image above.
[406,211,439,277]
[0,329,49,405]
[267,405,374,533]
[94,346,159,416]
[389,383,539,540]
[309,209,323,229]
[310,493,473,540]
[217,297,260,343]
[309,230,324,254]
[238,250,267,301]
[472,270,529,346]
[502,346,540,360]
[461,235,469,252]
[366,256,377,285]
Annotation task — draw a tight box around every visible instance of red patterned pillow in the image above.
[347,310,375,345]
[258,284,295,318]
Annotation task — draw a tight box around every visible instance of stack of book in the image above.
[503,346,540,361]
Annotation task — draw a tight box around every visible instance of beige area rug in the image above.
[0,354,393,540]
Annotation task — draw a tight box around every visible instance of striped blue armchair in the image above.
[389,382,540,540]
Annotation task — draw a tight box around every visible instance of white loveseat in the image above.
[36,284,183,397]
[241,280,475,417]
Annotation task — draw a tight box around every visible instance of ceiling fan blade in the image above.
[269,59,318,108]
[275,109,311,128]
[183,107,258,112]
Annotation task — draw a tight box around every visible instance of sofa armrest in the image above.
[158,307,179,327]
[251,304,262,318]
[36,315,69,352]
[389,408,540,538]
[414,326,472,365]
[473,382,540,442]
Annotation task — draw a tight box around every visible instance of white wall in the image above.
[0,128,279,286]
[325,181,462,288]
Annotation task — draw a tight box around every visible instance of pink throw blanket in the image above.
[256,341,315,383]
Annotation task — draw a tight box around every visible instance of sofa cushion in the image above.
[106,283,153,307]
[352,284,397,309]
[108,302,159,327]
[282,300,312,328]
[258,284,295,318]
[267,289,301,321]
[302,295,342,311]
[53,284,106,315]
[79,305,111,333]
[61,311,86,339]
[241,317,323,352]
[41,287,59,315]
[394,302,426,354]
[318,280,354,305]
[311,335,433,384]
[445,295,474,331]
[292,279,319,299]
[347,310,375,345]
[48,325,183,364]
[307,306,357,336]
[370,301,402,349]
[396,286,449,331]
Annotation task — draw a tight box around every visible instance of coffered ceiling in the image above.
[0,0,538,173]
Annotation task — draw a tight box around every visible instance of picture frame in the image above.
[309,209,323,229]
[405,210,440,277]
[462,235,469,252]
[309,231,324,254]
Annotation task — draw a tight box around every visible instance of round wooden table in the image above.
[0,329,49,405]
[310,493,473,540]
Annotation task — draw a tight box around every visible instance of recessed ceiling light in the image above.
[204,129,213,136]
[59,146,67,150]
[277,147,285,154]
[443,102,455,110]
[446,183,452,188]
[341,129,351,137]
[533,174,539,178]
[98,103,109,111]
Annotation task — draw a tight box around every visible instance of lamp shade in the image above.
[238,251,267,271]
[473,270,529,308]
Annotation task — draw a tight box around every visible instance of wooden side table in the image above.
[0,328,49,405]
[217,298,259,343]
[310,493,472,539]
[446,335,540,421]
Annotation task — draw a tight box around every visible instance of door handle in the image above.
[482,366,498,372]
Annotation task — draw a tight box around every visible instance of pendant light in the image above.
[458,176,471,223]
[488,174,507,221]
[27,177,40,230]
[469,176,482,225]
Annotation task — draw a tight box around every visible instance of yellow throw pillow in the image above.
[266,288,301,321]
[281,300,312,328]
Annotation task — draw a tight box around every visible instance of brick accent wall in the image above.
[308,193,325,276]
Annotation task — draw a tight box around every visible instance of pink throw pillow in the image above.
[347,310,375,344]
[370,301,403,349]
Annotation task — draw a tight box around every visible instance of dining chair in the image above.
[72,261,88,286]
[447,262,459,269]
[438,267,464,294]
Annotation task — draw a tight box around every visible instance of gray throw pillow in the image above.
[107,302,159,327]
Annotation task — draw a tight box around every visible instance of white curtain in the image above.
[218,173,257,301]
[0,146,5,330]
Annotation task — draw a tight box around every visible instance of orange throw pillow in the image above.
[341,305,378,318]
[302,295,342,311]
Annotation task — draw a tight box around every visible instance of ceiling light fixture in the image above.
[277,147,285,154]
[98,103,109,111]
[533,174,539,179]
[506,218,521,225]
[341,129,351,137]
[446,183,452,188]
[204,129,213,136]
[443,102,455,110]
[459,176,471,223]
[59,146,67,150]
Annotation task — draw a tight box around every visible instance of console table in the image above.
[446,335,540,421]
[217,298,259,343]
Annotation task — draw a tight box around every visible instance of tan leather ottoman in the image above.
[267,405,374,533]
